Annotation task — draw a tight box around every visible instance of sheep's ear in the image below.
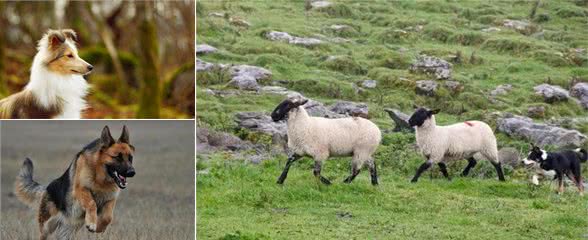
[299,99,309,106]
[430,109,440,115]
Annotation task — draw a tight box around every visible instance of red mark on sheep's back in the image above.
[464,121,474,127]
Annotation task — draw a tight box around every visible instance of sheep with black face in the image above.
[271,96,382,185]
[408,107,505,182]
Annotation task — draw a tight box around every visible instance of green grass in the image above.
[198,154,588,239]
[197,0,588,239]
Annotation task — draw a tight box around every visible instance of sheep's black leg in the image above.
[276,153,300,184]
[438,162,451,181]
[491,162,505,181]
[411,160,432,183]
[368,161,378,186]
[314,161,331,185]
[343,163,360,184]
[461,157,477,177]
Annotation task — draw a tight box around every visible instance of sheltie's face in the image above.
[42,29,93,76]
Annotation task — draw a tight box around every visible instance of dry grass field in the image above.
[0,121,194,240]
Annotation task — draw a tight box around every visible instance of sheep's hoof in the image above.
[410,178,418,183]
[319,177,331,185]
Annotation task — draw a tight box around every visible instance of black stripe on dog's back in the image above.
[46,166,71,212]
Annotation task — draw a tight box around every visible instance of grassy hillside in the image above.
[196,0,588,239]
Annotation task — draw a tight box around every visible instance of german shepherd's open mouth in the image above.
[106,165,134,189]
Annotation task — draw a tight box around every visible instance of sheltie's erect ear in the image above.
[45,29,66,50]
[61,29,78,42]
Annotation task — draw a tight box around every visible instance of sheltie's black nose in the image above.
[87,65,94,71]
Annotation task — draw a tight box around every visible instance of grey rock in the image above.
[228,75,259,90]
[259,86,300,96]
[481,27,501,33]
[208,12,225,18]
[235,112,288,137]
[310,0,332,9]
[361,79,377,89]
[330,24,352,31]
[384,108,413,132]
[527,106,545,118]
[497,114,586,148]
[491,84,512,96]
[499,147,521,168]
[265,31,323,47]
[329,101,369,118]
[196,44,218,55]
[503,19,532,32]
[227,64,272,90]
[444,81,463,93]
[411,55,452,80]
[415,80,438,96]
[196,127,257,153]
[302,99,345,118]
[570,82,588,109]
[533,84,569,103]
[204,88,241,97]
[196,59,215,72]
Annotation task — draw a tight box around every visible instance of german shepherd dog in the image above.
[523,144,587,195]
[0,29,93,119]
[15,126,135,240]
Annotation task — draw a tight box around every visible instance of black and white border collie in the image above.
[522,144,587,195]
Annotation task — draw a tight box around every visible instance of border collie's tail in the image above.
[575,148,587,163]
[14,158,45,208]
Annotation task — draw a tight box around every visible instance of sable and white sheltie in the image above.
[0,29,93,119]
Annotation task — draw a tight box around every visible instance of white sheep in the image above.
[407,108,505,182]
[271,97,382,185]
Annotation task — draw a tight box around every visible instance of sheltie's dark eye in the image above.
[67,54,74,58]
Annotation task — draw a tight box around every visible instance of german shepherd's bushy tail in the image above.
[14,158,45,208]
[576,148,588,163]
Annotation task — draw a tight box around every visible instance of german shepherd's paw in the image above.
[86,223,97,232]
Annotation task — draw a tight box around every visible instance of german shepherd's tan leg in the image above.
[38,197,59,240]
[74,187,98,232]
[96,199,117,233]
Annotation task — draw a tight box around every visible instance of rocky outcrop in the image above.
[384,108,413,132]
[265,31,323,47]
[490,84,512,96]
[498,147,520,168]
[235,112,287,137]
[310,1,332,9]
[570,82,588,109]
[196,44,218,55]
[361,79,377,89]
[197,127,258,153]
[329,101,368,118]
[230,64,271,90]
[497,114,586,148]
[533,84,569,103]
[415,80,438,96]
[527,106,545,118]
[410,55,452,80]
[196,59,216,72]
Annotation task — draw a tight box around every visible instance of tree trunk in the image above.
[85,2,130,104]
[0,1,6,97]
[136,2,160,118]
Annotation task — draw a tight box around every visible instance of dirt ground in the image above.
[0,120,194,240]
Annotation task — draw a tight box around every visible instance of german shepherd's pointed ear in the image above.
[46,29,65,50]
[61,29,78,42]
[118,125,130,144]
[101,126,115,147]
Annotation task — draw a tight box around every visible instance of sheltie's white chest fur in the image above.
[25,64,89,119]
